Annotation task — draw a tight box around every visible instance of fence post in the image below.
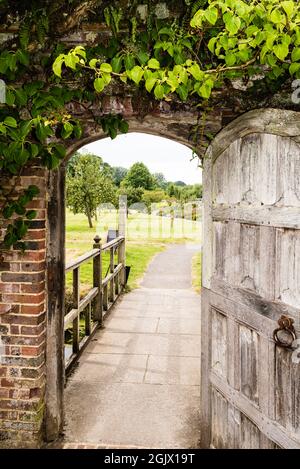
[73,267,80,354]
[93,235,103,324]
[118,195,127,287]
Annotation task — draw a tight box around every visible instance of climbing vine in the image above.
[1,0,300,249]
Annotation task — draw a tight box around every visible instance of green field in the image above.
[66,209,201,295]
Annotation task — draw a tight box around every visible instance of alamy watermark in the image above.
[0,79,6,104]
[292,79,300,104]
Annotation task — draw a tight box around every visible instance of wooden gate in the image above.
[201,109,300,449]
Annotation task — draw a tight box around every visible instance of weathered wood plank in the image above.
[202,149,213,289]
[72,267,80,354]
[239,325,259,405]
[46,165,66,442]
[210,279,300,334]
[211,388,228,449]
[211,308,227,379]
[212,205,300,229]
[210,372,300,449]
[210,109,300,162]
[200,288,212,448]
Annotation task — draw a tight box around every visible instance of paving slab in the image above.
[64,382,200,449]
[63,243,201,448]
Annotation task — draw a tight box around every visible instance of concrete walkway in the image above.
[62,244,201,449]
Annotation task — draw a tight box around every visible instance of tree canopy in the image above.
[122,162,155,190]
[66,152,116,228]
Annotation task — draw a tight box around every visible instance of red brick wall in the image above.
[0,165,47,448]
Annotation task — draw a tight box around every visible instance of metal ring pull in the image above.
[273,315,297,349]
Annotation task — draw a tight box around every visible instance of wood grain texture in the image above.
[202,118,300,448]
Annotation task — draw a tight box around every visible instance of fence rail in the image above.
[64,234,126,371]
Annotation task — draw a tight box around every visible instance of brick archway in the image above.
[1,108,299,448]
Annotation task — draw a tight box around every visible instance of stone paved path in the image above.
[62,244,201,449]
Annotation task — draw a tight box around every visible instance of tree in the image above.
[142,189,166,209]
[112,166,128,186]
[153,172,167,190]
[66,153,117,228]
[174,181,186,187]
[118,185,144,208]
[122,162,154,190]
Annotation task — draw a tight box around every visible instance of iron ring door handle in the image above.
[273,315,297,349]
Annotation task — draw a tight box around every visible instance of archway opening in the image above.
[60,132,203,448]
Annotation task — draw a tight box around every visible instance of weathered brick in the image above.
[0,304,11,315]
[2,333,45,346]
[2,271,45,283]
[25,229,46,240]
[10,325,19,335]
[1,292,45,305]
[1,353,45,367]
[21,282,45,294]
[1,378,15,388]
[2,313,45,326]
[20,262,45,272]
[21,345,44,357]
[0,284,20,294]
[0,389,9,399]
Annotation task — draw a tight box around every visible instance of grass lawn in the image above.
[192,251,202,293]
[66,209,201,295]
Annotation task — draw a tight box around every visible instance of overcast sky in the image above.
[80,132,202,185]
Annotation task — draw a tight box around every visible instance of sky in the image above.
[79,132,202,185]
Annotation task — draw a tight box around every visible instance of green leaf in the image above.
[53,143,66,159]
[3,205,15,219]
[188,63,204,81]
[27,185,40,197]
[62,122,73,139]
[273,43,289,61]
[4,116,17,128]
[26,210,37,220]
[270,9,284,24]
[124,54,135,71]
[208,37,217,54]
[53,56,64,77]
[19,120,32,138]
[204,7,218,25]
[94,77,105,93]
[148,58,160,70]
[154,84,164,99]
[198,79,214,99]
[30,143,39,158]
[15,148,29,165]
[289,62,300,75]
[137,51,149,65]
[65,54,79,70]
[130,66,144,85]
[15,88,27,106]
[291,48,300,62]
[100,63,112,73]
[6,90,15,106]
[16,49,29,66]
[119,120,129,134]
[223,13,241,35]
[111,56,122,73]
[190,10,204,29]
[177,84,189,101]
[281,1,295,17]
[225,53,236,66]
[15,204,26,215]
[145,77,157,93]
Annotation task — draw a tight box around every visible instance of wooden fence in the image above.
[64,234,126,371]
